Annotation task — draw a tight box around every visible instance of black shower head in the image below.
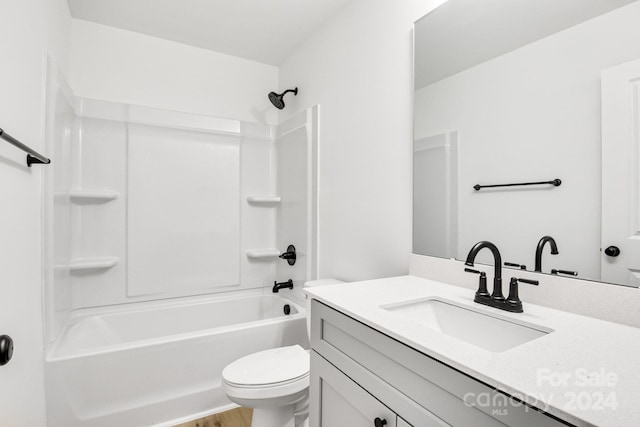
[268,87,298,110]
[268,91,284,109]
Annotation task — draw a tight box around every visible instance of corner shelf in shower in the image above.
[246,196,281,205]
[246,249,280,259]
[69,189,119,202]
[69,257,119,271]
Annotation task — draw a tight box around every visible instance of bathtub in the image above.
[44,289,308,427]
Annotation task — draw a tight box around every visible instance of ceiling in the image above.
[415,0,637,90]
[67,0,354,66]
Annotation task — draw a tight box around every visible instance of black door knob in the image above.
[604,246,621,257]
[0,335,14,366]
[374,418,387,427]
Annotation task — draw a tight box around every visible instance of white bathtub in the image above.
[44,290,308,427]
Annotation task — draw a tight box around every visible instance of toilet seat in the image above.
[223,373,309,402]
[222,345,310,403]
[223,345,309,386]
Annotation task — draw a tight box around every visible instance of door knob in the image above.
[0,335,13,366]
[374,418,387,427]
[604,246,621,257]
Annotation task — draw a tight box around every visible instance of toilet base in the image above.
[249,395,308,427]
[251,406,295,427]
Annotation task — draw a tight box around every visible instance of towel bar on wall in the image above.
[0,127,51,167]
[473,178,561,191]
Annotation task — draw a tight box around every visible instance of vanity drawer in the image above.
[311,347,448,427]
[311,300,572,427]
[311,350,400,427]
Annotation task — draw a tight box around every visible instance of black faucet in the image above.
[465,241,540,313]
[272,279,293,293]
[465,241,504,303]
[535,236,558,272]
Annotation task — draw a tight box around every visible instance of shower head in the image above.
[268,87,298,110]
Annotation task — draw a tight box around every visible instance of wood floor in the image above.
[174,407,253,427]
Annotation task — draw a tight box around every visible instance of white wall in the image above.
[414,2,640,280]
[0,0,71,425]
[70,19,279,125]
[277,0,446,281]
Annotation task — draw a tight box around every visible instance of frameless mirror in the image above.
[413,0,640,287]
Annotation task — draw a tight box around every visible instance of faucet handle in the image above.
[551,269,578,276]
[506,277,539,312]
[504,262,527,270]
[465,268,490,298]
[516,278,539,286]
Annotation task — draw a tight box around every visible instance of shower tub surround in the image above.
[45,94,285,331]
[43,72,319,426]
[45,291,307,427]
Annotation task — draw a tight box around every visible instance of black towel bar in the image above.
[0,127,50,167]
[474,179,561,191]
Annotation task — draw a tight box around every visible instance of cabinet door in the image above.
[311,351,397,427]
[398,418,413,427]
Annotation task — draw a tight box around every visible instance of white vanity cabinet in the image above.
[309,300,573,427]
[312,351,417,427]
[312,351,400,427]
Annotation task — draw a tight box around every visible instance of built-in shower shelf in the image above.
[70,189,119,202]
[247,196,282,206]
[69,257,119,271]
[246,196,281,205]
[246,249,281,259]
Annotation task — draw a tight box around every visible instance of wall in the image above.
[414,2,640,280]
[0,0,71,425]
[277,0,446,281]
[70,19,279,125]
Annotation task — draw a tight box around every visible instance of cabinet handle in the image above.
[374,418,387,427]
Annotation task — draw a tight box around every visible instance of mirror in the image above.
[413,0,640,287]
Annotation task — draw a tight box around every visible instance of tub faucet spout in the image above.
[272,279,293,293]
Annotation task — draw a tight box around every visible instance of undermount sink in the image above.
[380,298,552,352]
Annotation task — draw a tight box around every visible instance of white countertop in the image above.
[306,275,640,427]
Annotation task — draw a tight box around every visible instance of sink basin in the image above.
[381,298,552,352]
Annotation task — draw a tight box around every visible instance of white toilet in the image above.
[222,279,343,427]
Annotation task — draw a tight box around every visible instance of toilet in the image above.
[222,279,344,427]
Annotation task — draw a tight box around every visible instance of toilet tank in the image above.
[303,279,345,338]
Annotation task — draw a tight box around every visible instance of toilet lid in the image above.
[223,345,310,387]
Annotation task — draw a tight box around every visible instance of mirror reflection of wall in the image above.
[413,131,458,259]
[413,0,640,287]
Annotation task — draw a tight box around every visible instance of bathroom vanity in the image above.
[307,276,640,427]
